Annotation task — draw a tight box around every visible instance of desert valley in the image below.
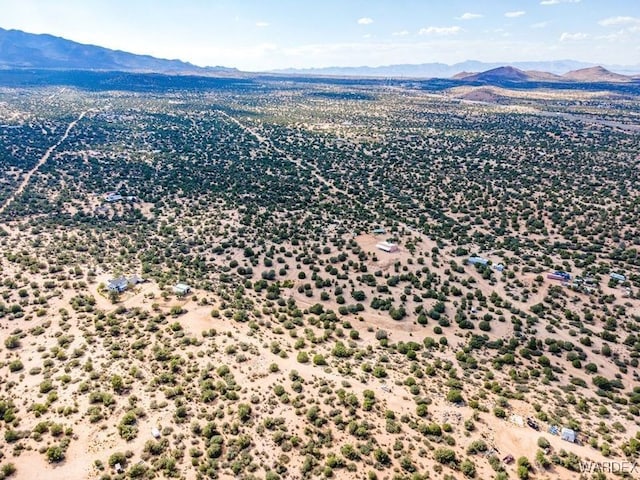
[0,19,640,480]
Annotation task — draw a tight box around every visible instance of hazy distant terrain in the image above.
[273,60,640,78]
[2,25,640,81]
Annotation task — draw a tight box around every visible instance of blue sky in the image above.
[1,0,639,70]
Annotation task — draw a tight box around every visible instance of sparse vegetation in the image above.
[0,70,637,480]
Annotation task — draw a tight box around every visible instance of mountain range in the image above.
[1,26,639,84]
[0,27,236,75]
[455,65,637,84]
[274,61,640,79]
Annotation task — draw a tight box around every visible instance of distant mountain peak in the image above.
[458,66,531,83]
[454,64,636,85]
[451,71,476,80]
[562,66,631,82]
[0,26,236,75]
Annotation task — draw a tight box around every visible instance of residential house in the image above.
[128,275,144,286]
[104,191,123,202]
[107,277,129,293]
[107,275,144,293]
[610,273,626,282]
[173,283,191,296]
[468,256,489,266]
[376,241,398,253]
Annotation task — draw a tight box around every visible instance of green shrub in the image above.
[447,389,464,403]
[461,458,476,478]
[312,354,326,366]
[467,440,488,455]
[1,463,17,477]
[46,445,65,463]
[434,447,457,466]
[4,336,20,349]
[8,360,23,373]
[373,448,390,466]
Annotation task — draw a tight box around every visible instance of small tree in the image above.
[537,437,550,449]
[1,463,17,477]
[108,290,119,304]
[373,448,390,466]
[434,448,457,467]
[313,354,327,366]
[4,336,20,349]
[237,403,252,422]
[108,452,127,468]
[461,458,477,478]
[352,290,366,301]
[375,330,388,341]
[517,456,532,480]
[447,389,464,403]
[46,445,65,463]
[111,375,125,394]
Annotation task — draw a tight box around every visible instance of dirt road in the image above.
[0,109,93,217]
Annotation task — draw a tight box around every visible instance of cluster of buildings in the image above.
[548,425,577,443]
[107,275,191,297]
[549,271,628,285]
[511,415,577,444]
[548,270,630,296]
[372,228,399,253]
[95,191,139,216]
[569,276,595,294]
[467,256,506,273]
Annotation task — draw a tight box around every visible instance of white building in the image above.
[468,256,489,266]
[561,427,576,443]
[610,273,626,282]
[376,241,398,253]
[173,283,191,296]
[104,191,123,202]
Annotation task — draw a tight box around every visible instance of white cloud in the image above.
[418,26,462,36]
[505,11,526,18]
[531,21,550,29]
[559,32,589,41]
[541,0,581,4]
[357,17,373,25]
[392,30,409,36]
[255,21,269,28]
[599,16,640,27]
[457,13,483,21]
[596,32,624,41]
